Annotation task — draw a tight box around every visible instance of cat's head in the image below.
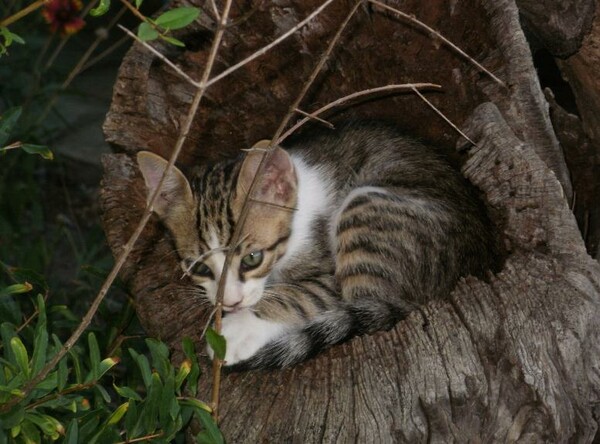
[137,145,297,311]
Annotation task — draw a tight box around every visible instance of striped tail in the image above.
[230,300,409,370]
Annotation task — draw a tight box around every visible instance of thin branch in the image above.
[115,432,164,444]
[0,0,233,417]
[369,0,506,89]
[409,85,476,146]
[118,25,199,87]
[0,0,46,27]
[294,108,335,129]
[278,83,442,143]
[272,0,363,142]
[204,0,337,89]
[80,34,129,73]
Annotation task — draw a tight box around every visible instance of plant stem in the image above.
[0,0,46,27]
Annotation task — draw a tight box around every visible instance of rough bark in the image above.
[100,0,600,441]
[553,10,600,259]
[516,0,595,57]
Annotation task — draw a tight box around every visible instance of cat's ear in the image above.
[136,151,194,218]
[236,144,297,208]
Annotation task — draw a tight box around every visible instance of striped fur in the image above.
[137,122,498,369]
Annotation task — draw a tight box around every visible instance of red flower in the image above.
[42,0,85,35]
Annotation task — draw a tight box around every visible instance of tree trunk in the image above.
[100,0,600,441]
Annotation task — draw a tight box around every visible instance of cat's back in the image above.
[284,121,465,194]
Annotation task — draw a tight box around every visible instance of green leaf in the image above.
[20,144,53,160]
[161,35,185,47]
[25,412,64,439]
[87,332,101,380]
[129,348,152,388]
[155,7,200,30]
[113,383,142,401]
[106,402,129,425]
[205,328,226,360]
[145,338,169,379]
[19,419,40,444]
[180,397,212,413]
[194,408,223,444]
[159,372,177,424]
[0,282,32,298]
[135,0,143,7]
[10,337,29,378]
[182,338,200,396]
[31,295,48,374]
[0,107,21,146]
[175,359,191,391]
[139,372,162,433]
[65,419,78,444]
[0,404,24,429]
[124,399,139,438]
[94,384,111,404]
[96,357,119,379]
[90,0,110,16]
[55,340,68,392]
[138,22,159,41]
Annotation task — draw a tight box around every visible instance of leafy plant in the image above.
[0,287,221,443]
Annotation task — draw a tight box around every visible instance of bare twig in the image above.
[409,85,476,146]
[278,83,442,143]
[118,25,199,86]
[369,0,506,88]
[204,0,337,89]
[0,0,46,27]
[272,0,362,142]
[294,108,335,129]
[0,0,233,417]
[115,432,164,444]
[80,34,130,73]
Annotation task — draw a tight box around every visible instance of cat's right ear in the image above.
[136,151,194,219]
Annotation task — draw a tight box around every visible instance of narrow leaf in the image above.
[90,0,110,16]
[96,357,119,379]
[0,282,32,298]
[155,7,200,30]
[10,337,29,378]
[194,408,224,444]
[106,402,129,425]
[20,144,53,160]
[129,348,152,388]
[0,107,22,146]
[113,383,142,401]
[65,419,78,444]
[180,397,212,413]
[161,35,185,47]
[138,22,159,41]
[87,332,101,380]
[205,328,226,360]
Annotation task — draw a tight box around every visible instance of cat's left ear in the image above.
[136,151,194,219]
[236,143,297,208]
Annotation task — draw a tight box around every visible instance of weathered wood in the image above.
[554,10,600,259]
[99,0,600,441]
[516,0,595,57]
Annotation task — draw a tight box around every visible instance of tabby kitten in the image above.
[137,122,497,369]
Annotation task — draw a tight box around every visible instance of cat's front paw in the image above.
[206,309,286,366]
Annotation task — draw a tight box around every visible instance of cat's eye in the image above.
[240,251,264,271]
[190,262,212,277]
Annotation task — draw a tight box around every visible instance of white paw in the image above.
[206,309,286,366]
